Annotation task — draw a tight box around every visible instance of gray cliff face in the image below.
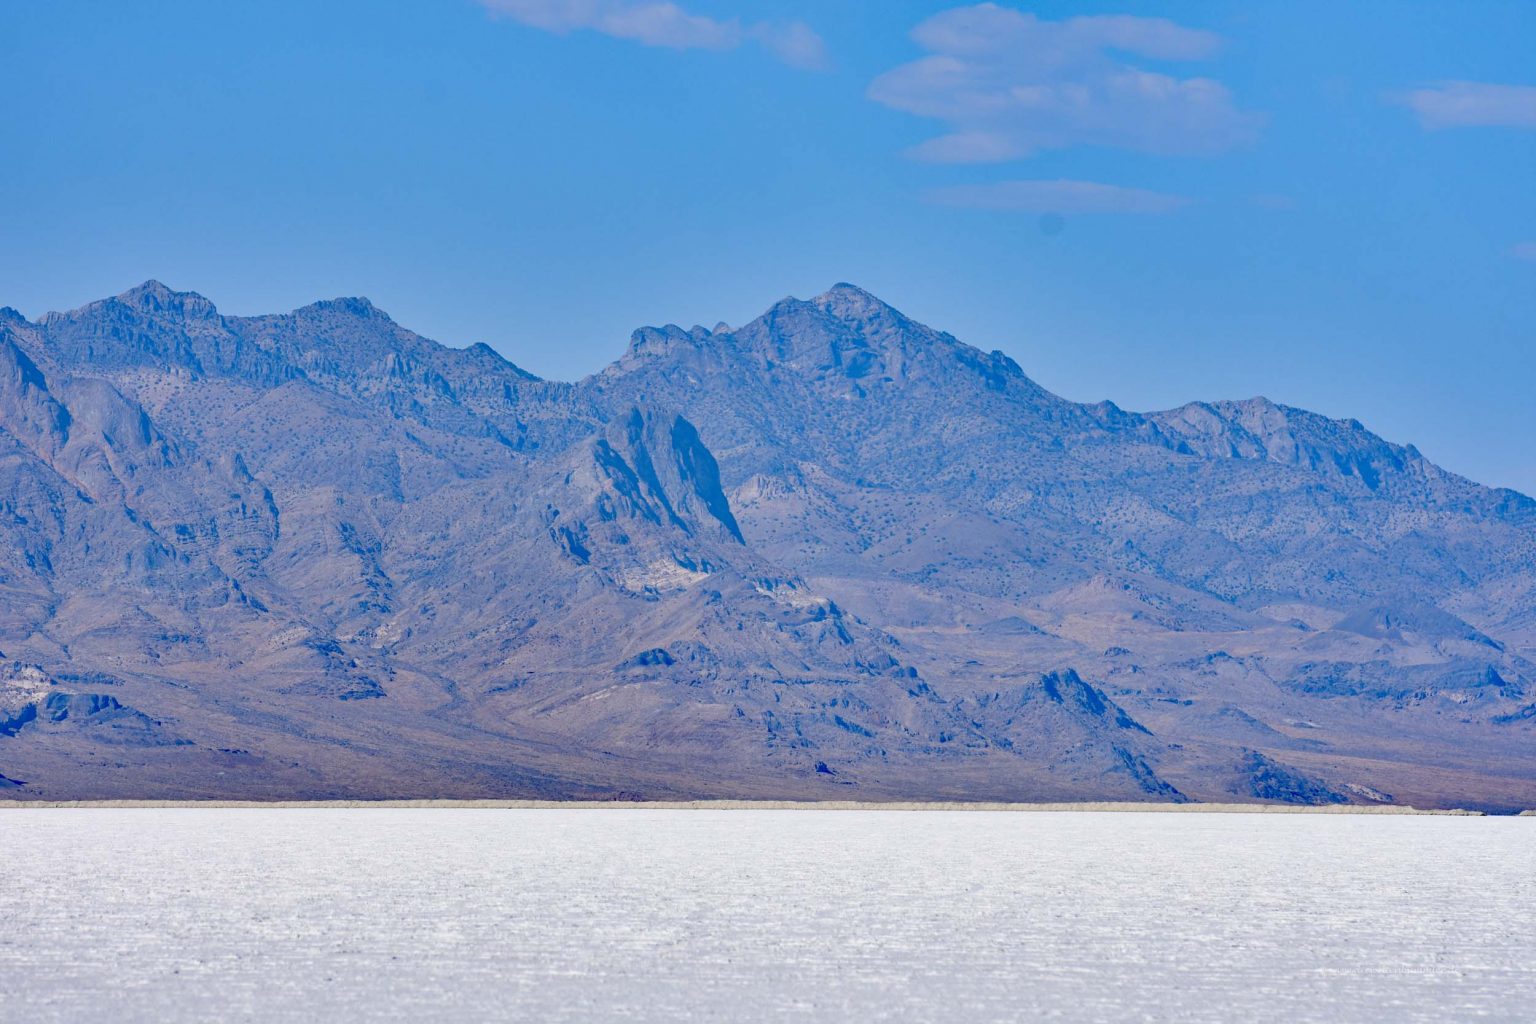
[0,281,1532,807]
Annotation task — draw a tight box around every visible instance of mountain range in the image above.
[1,281,1532,808]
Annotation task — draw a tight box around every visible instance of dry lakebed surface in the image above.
[1,806,1532,1022]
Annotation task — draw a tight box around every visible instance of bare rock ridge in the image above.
[0,281,1532,807]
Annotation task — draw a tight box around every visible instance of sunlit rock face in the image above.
[0,281,1532,807]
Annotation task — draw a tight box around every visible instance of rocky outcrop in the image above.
[1239,752,1349,806]
[960,670,1184,801]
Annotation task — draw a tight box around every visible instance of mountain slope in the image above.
[0,281,1531,807]
[597,284,1536,808]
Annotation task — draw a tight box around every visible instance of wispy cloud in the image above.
[868,3,1259,162]
[925,178,1189,214]
[476,0,828,69]
[1512,242,1536,262]
[751,20,828,71]
[1396,82,1536,130]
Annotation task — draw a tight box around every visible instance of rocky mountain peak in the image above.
[811,282,899,321]
[38,280,219,334]
[624,323,713,357]
[114,280,219,320]
[1151,395,1430,492]
[32,281,240,380]
[296,296,386,320]
[610,285,1036,402]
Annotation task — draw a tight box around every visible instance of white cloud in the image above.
[750,20,829,72]
[868,3,1258,162]
[1512,242,1536,262]
[476,0,827,69]
[925,179,1189,214]
[1397,82,1536,130]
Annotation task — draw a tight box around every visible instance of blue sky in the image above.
[2,1,1533,493]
